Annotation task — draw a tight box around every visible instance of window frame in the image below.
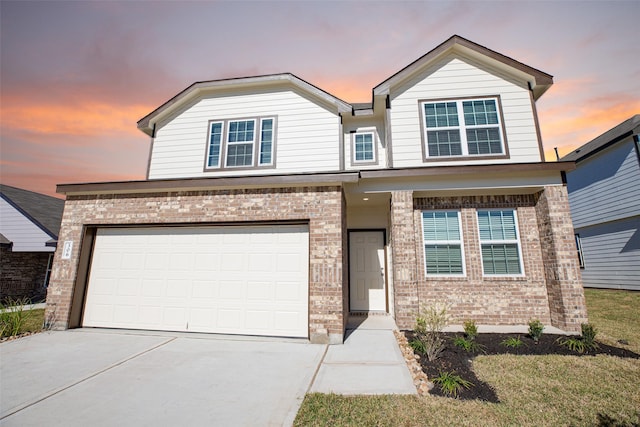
[575,234,585,268]
[350,130,378,166]
[421,210,466,277]
[204,115,277,171]
[418,96,509,162]
[477,209,524,277]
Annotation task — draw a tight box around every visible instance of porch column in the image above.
[390,190,419,329]
[535,185,588,332]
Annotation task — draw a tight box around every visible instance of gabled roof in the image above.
[0,185,65,240]
[137,73,352,136]
[373,35,553,100]
[561,115,640,162]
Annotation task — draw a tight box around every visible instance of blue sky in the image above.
[1,0,638,196]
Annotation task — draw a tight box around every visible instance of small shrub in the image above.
[557,336,587,353]
[528,319,544,343]
[409,338,426,354]
[414,303,449,361]
[0,298,34,338]
[453,336,485,353]
[463,320,478,340]
[557,323,600,353]
[433,371,473,398]
[581,323,599,350]
[501,336,525,349]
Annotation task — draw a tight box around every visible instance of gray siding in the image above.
[577,216,640,290]
[567,138,640,229]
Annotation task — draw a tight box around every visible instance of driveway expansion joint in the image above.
[0,337,176,421]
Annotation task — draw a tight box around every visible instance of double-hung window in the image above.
[206,116,276,169]
[352,132,375,163]
[422,211,465,276]
[421,97,505,159]
[477,210,523,275]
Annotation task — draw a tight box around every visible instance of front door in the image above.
[349,231,386,312]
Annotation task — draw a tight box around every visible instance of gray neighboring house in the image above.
[0,184,65,301]
[561,115,640,291]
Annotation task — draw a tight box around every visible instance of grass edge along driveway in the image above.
[294,289,640,427]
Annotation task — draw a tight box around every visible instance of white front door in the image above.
[349,231,386,312]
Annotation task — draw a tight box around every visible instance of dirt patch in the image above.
[401,331,640,402]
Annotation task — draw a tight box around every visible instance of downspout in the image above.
[338,114,345,171]
[385,94,394,168]
[145,123,157,180]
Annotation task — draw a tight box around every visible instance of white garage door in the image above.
[82,225,309,338]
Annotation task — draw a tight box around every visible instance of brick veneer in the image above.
[1,248,50,302]
[390,191,419,328]
[534,185,588,331]
[46,186,346,344]
[390,186,587,333]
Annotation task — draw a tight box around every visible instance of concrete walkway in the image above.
[310,315,416,395]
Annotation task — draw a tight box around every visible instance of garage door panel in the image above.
[83,225,309,338]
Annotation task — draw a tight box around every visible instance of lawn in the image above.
[294,289,640,426]
[0,308,45,338]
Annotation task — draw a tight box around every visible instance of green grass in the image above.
[584,288,640,354]
[0,308,44,338]
[294,289,640,426]
[18,308,45,334]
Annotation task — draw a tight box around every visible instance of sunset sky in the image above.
[1,1,638,198]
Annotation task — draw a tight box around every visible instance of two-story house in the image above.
[46,36,587,344]
[562,115,640,291]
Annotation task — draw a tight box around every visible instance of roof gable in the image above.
[138,73,352,136]
[561,115,640,162]
[373,35,553,100]
[0,185,65,239]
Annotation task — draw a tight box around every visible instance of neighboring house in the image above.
[47,35,587,343]
[0,185,64,302]
[561,115,640,291]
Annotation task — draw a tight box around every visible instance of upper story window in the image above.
[206,116,276,170]
[477,209,523,276]
[351,131,377,165]
[420,97,507,160]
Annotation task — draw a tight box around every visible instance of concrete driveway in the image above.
[0,330,326,427]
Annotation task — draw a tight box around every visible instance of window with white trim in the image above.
[421,98,505,158]
[206,116,276,169]
[477,210,523,275]
[353,132,375,163]
[575,234,585,268]
[422,211,465,276]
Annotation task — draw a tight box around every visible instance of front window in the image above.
[206,116,276,169]
[353,132,375,163]
[422,97,505,159]
[477,210,523,275]
[422,211,465,276]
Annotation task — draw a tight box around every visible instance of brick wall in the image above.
[391,187,587,332]
[390,191,419,328]
[46,186,346,343]
[1,247,50,302]
[535,185,587,332]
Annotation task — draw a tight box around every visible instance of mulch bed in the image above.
[403,331,640,402]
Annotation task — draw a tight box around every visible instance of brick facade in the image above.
[47,182,587,341]
[390,185,587,333]
[534,185,588,331]
[46,186,346,344]
[1,247,50,302]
